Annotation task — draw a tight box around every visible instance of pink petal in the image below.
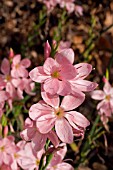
[41,86,59,107]
[29,100,52,120]
[58,41,71,51]
[97,100,111,117]
[60,64,77,80]
[103,81,111,94]
[1,58,10,75]
[6,82,16,98]
[58,48,74,64]
[0,91,9,102]
[36,115,56,134]
[21,58,31,68]
[91,90,105,100]
[71,79,98,92]
[0,76,6,90]
[61,93,85,111]
[17,88,23,99]
[18,66,28,78]
[11,69,18,78]
[75,63,92,79]
[55,162,74,170]
[32,132,47,151]
[65,111,90,128]
[47,130,59,147]
[4,153,12,165]
[48,144,67,167]
[57,80,71,96]
[57,81,71,96]
[29,66,49,83]
[11,78,21,88]
[55,118,73,143]
[43,58,57,75]
[44,78,59,95]
[110,98,113,112]
[12,55,21,65]
[97,100,106,110]
[20,128,36,141]
[24,117,33,127]
[55,51,74,65]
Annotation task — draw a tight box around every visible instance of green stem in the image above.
[39,154,45,170]
[100,24,113,35]
[89,115,100,138]
[74,115,100,169]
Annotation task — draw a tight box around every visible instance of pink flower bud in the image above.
[44,40,51,60]
[52,40,57,48]
[102,76,107,83]
[9,48,14,59]
[4,126,8,137]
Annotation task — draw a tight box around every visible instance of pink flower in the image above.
[69,63,98,94]
[0,136,17,166]
[0,58,19,107]
[20,118,59,151]
[43,0,58,12]
[47,143,74,170]
[59,0,75,14]
[11,55,31,78]
[29,90,89,144]
[91,80,113,117]
[11,141,26,170]
[18,142,44,170]
[29,54,77,95]
[16,78,35,99]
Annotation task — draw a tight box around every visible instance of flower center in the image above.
[15,64,20,69]
[54,107,64,118]
[36,159,40,166]
[51,71,60,79]
[5,75,11,82]
[0,146,5,152]
[14,153,20,159]
[106,95,111,101]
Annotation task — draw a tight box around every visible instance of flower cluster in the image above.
[21,41,97,157]
[91,78,113,127]
[38,0,83,16]
[0,41,98,169]
[0,50,35,116]
[0,135,74,170]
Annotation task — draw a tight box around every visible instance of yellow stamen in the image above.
[36,159,40,166]
[14,153,20,159]
[5,75,11,81]
[51,71,60,78]
[0,146,5,152]
[15,64,19,69]
[106,95,111,101]
[54,107,64,119]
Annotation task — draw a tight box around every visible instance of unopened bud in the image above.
[44,40,51,60]
[9,48,14,59]
[4,125,8,137]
